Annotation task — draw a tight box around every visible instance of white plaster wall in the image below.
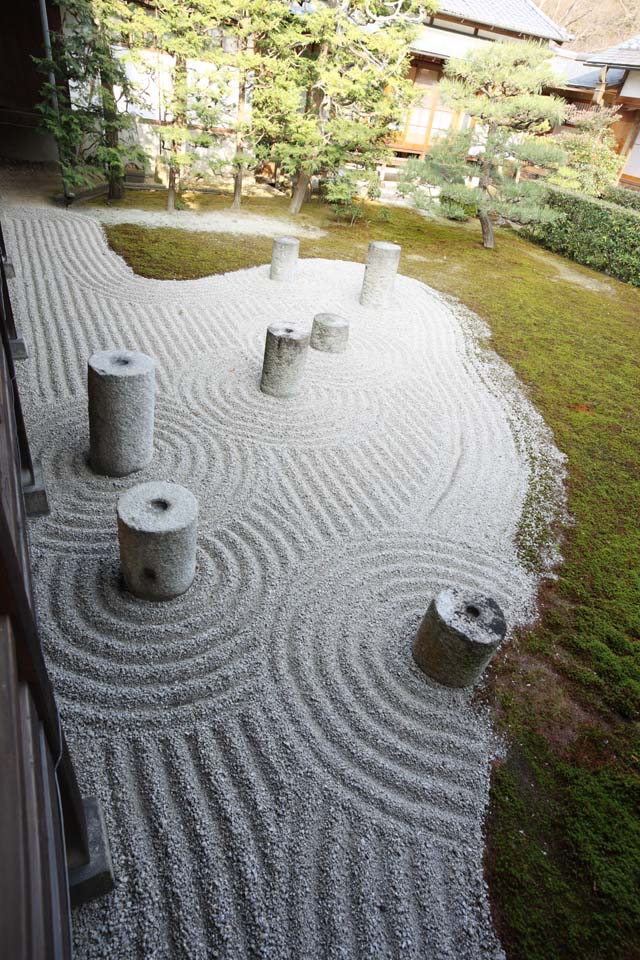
[620,70,640,99]
[622,126,640,178]
[113,46,239,170]
[411,26,495,59]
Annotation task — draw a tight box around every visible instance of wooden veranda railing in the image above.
[0,224,113,959]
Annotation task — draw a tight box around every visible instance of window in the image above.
[403,67,439,147]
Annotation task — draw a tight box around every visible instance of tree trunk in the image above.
[290,171,310,215]
[477,144,495,249]
[231,166,243,210]
[109,173,124,200]
[108,177,124,201]
[168,54,187,213]
[231,46,247,210]
[167,165,176,213]
[479,212,495,249]
[100,71,124,201]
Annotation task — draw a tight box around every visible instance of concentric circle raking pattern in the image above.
[34,509,304,730]
[27,396,256,553]
[267,531,531,837]
[1,202,565,960]
[177,354,385,449]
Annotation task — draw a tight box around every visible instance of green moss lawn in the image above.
[96,189,640,960]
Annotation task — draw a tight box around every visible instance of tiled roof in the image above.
[437,1,570,42]
[550,53,626,89]
[584,35,640,69]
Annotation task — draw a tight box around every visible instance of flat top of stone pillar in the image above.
[273,236,299,247]
[313,313,348,328]
[434,588,507,647]
[267,322,309,341]
[117,481,197,533]
[368,241,401,252]
[89,349,155,378]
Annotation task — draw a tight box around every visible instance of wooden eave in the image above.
[410,53,446,67]
[426,12,562,44]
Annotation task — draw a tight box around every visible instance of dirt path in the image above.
[81,201,327,239]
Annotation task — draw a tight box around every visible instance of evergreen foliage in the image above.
[602,183,640,213]
[36,0,145,198]
[399,41,567,248]
[250,0,430,214]
[323,169,380,223]
[120,0,232,210]
[549,105,625,197]
[527,188,640,286]
[211,1,295,208]
[41,1,428,212]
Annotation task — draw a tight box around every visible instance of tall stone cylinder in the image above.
[260,323,310,398]
[88,349,155,477]
[117,480,198,601]
[413,588,507,688]
[270,236,299,281]
[359,241,401,307]
[310,313,349,354]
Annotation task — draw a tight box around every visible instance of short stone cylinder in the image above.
[310,313,349,354]
[88,349,155,477]
[413,588,507,688]
[260,323,310,398]
[270,236,299,281]
[359,240,401,308]
[117,480,198,601]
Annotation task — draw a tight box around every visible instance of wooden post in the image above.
[592,65,608,106]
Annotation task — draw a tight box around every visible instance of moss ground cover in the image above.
[97,190,640,960]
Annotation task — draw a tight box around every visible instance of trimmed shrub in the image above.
[602,184,640,213]
[526,189,640,287]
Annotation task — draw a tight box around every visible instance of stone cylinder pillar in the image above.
[270,236,299,281]
[88,349,155,477]
[310,313,349,354]
[117,480,198,600]
[260,323,310,398]
[360,241,401,307]
[413,588,506,688]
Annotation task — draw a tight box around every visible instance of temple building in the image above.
[393,0,569,156]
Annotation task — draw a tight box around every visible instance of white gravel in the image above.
[82,202,327,238]
[3,202,565,960]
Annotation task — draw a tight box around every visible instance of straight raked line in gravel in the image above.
[4,204,565,960]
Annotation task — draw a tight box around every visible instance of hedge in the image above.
[526,189,640,287]
[602,184,640,213]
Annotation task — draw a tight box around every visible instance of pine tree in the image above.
[550,104,625,196]
[252,0,429,215]
[214,1,293,209]
[36,0,145,199]
[122,0,231,211]
[400,41,567,249]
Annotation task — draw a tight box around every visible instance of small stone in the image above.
[270,236,299,281]
[117,480,198,601]
[88,348,156,477]
[413,588,507,687]
[360,241,401,308]
[310,313,349,354]
[259,323,310,398]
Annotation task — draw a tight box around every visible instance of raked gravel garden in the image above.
[2,178,638,960]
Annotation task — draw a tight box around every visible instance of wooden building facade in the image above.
[393,10,640,190]
[391,2,569,157]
